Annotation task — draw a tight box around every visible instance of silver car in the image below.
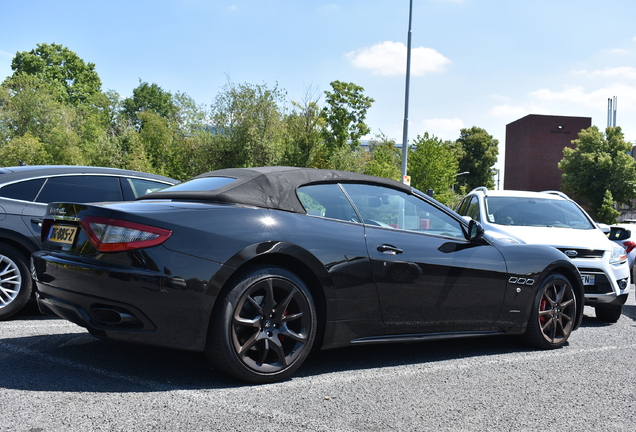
[0,165,178,320]
[457,188,630,323]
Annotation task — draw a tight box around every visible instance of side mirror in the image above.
[468,219,485,241]
[596,223,610,234]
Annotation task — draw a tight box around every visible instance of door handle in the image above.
[377,244,403,255]
[31,218,43,226]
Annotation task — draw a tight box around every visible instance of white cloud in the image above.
[420,118,464,139]
[530,84,636,110]
[345,41,451,76]
[572,66,636,80]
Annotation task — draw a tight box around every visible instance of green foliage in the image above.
[321,81,374,165]
[122,80,178,128]
[455,126,499,190]
[9,43,102,106]
[0,42,511,194]
[0,134,51,166]
[408,133,459,205]
[282,93,324,168]
[363,134,401,181]
[596,190,620,224]
[559,126,636,218]
[210,81,286,169]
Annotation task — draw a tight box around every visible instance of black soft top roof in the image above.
[138,166,411,214]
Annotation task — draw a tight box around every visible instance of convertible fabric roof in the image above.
[138,166,411,214]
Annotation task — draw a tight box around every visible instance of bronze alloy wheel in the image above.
[526,273,576,348]
[206,266,316,383]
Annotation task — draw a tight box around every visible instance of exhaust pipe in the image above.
[92,307,139,325]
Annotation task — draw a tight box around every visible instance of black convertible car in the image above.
[32,167,584,383]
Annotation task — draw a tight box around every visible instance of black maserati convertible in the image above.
[32,166,584,383]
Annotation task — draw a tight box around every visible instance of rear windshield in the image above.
[485,196,594,229]
[157,177,235,192]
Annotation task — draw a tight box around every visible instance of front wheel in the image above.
[523,273,576,349]
[205,266,317,384]
[0,244,32,321]
[595,305,622,323]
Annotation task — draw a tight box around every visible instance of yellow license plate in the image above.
[48,225,79,245]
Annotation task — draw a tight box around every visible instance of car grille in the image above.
[556,248,604,259]
[578,269,613,294]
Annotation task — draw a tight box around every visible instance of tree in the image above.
[559,126,636,218]
[408,133,459,205]
[8,43,102,106]
[210,81,286,168]
[455,126,499,190]
[363,134,401,181]
[282,87,324,168]
[0,73,86,165]
[596,190,621,224]
[321,81,374,166]
[122,80,178,128]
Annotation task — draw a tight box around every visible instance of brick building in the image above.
[504,114,591,191]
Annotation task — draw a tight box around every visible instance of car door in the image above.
[341,184,508,326]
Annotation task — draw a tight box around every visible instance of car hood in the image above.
[486,225,613,250]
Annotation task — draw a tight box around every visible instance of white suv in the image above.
[456,188,630,322]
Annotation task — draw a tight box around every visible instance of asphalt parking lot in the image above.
[1,290,636,432]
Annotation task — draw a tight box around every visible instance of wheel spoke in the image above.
[236,331,261,356]
[233,314,261,328]
[279,325,307,343]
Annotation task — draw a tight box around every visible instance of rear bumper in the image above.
[32,250,221,351]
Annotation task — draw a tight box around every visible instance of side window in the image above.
[456,197,469,215]
[465,196,481,221]
[341,184,464,238]
[126,178,172,198]
[0,178,46,201]
[297,184,361,223]
[35,176,123,203]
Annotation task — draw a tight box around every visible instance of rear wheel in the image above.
[0,244,32,320]
[594,305,622,323]
[205,266,316,384]
[523,273,576,349]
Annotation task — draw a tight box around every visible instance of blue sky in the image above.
[2,0,636,176]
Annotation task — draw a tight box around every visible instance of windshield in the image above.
[485,196,594,229]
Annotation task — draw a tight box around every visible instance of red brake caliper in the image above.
[539,298,548,325]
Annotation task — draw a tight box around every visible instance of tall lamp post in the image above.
[452,171,469,192]
[400,0,413,184]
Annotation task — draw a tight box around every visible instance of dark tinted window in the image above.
[297,184,360,222]
[0,178,46,201]
[465,196,480,221]
[35,176,123,203]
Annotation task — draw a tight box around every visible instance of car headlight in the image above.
[610,245,628,265]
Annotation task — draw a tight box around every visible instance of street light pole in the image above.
[452,171,470,192]
[400,0,413,184]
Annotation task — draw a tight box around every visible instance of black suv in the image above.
[0,165,177,320]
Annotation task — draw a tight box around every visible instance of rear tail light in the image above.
[80,216,172,252]
[623,241,636,254]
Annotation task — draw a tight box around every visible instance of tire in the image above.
[523,273,576,349]
[205,265,317,384]
[0,244,33,321]
[594,305,622,323]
